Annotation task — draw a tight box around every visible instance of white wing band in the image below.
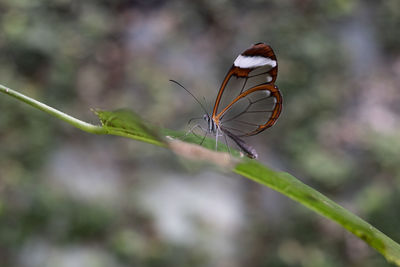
[234,55,276,69]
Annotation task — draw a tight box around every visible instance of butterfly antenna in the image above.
[202,96,211,113]
[169,79,209,116]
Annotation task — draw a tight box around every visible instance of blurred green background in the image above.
[1,0,400,266]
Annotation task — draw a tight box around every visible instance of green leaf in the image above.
[234,160,400,265]
[92,109,400,265]
[94,109,165,147]
[2,83,400,265]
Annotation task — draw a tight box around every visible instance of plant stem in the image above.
[0,83,107,135]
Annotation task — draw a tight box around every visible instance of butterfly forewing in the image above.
[213,72,246,116]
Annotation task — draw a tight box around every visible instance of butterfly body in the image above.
[203,113,258,158]
[203,114,217,133]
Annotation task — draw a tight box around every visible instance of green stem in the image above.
[0,84,107,135]
[2,83,400,265]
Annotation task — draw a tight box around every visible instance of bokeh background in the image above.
[1,0,400,266]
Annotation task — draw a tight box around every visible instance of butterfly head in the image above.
[203,113,218,133]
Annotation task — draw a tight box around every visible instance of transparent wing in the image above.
[212,43,278,119]
[212,43,281,136]
[217,83,282,137]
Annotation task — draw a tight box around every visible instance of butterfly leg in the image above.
[187,117,202,125]
[215,127,219,151]
[223,133,231,155]
[180,124,207,141]
[199,131,208,146]
[187,125,210,147]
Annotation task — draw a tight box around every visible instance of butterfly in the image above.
[173,42,282,159]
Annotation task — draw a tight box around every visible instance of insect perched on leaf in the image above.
[171,42,282,159]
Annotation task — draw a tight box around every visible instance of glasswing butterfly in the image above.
[173,42,282,159]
